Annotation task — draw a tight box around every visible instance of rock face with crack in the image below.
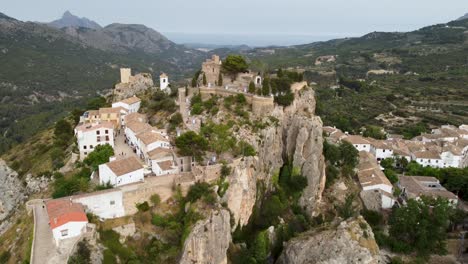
[180,209,231,264]
[0,159,26,222]
[277,217,383,264]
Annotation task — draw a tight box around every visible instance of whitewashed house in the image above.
[125,121,153,150]
[112,96,141,114]
[75,122,115,160]
[147,148,178,176]
[398,176,458,207]
[357,152,395,210]
[440,145,463,168]
[98,157,144,187]
[344,135,373,152]
[160,73,169,90]
[46,199,88,245]
[72,189,125,219]
[136,131,171,159]
[412,150,445,168]
[368,139,394,162]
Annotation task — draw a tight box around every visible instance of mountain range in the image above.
[48,10,102,30]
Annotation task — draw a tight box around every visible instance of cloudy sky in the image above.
[2,0,466,45]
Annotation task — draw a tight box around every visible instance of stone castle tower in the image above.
[160,73,169,90]
[120,68,131,84]
[202,55,222,86]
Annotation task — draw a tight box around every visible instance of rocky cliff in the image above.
[0,160,26,234]
[113,73,154,101]
[277,217,383,264]
[179,209,231,264]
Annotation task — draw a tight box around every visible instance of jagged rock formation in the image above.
[48,11,102,30]
[222,157,257,227]
[258,85,326,217]
[113,73,154,101]
[277,217,383,264]
[180,209,231,264]
[0,160,26,234]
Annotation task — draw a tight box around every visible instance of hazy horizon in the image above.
[2,0,467,46]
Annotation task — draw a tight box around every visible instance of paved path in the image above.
[31,203,55,264]
[114,133,141,163]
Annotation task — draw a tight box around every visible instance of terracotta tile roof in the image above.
[357,151,392,188]
[46,199,87,229]
[368,138,392,149]
[413,150,441,159]
[126,121,152,134]
[442,144,463,155]
[119,96,141,105]
[75,122,114,132]
[99,107,124,114]
[137,131,168,145]
[160,73,168,78]
[148,147,173,160]
[344,135,370,145]
[157,160,174,171]
[399,176,458,200]
[124,113,147,124]
[105,156,143,176]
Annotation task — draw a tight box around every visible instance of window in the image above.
[106,136,110,141]
[96,130,100,135]
[105,130,109,134]
[90,145,94,149]
[83,146,87,149]
[110,200,115,205]
[84,152,87,155]
[97,136,101,142]
[383,149,386,152]
[61,229,68,237]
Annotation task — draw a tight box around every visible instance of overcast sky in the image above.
[2,0,467,45]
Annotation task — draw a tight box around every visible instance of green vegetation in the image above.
[68,241,91,264]
[83,144,114,171]
[222,55,248,76]
[362,125,386,139]
[218,72,223,86]
[168,113,183,132]
[50,118,74,169]
[230,160,309,262]
[175,131,208,161]
[248,81,256,93]
[150,194,161,206]
[52,168,91,198]
[147,90,177,114]
[323,140,359,188]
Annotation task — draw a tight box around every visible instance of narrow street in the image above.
[31,202,55,264]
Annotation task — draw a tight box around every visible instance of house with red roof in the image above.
[46,199,88,245]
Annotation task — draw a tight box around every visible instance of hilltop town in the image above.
[0,52,467,264]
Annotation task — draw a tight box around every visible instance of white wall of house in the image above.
[112,101,141,114]
[441,151,462,168]
[381,194,395,209]
[352,143,373,152]
[99,164,144,187]
[413,157,445,168]
[139,140,171,159]
[160,76,169,90]
[73,190,125,219]
[125,127,139,149]
[150,159,179,176]
[362,183,393,195]
[52,221,87,246]
[373,148,394,161]
[76,128,114,160]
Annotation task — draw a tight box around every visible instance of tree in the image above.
[339,141,359,167]
[150,194,161,206]
[222,55,248,75]
[388,197,452,255]
[251,231,269,263]
[202,72,207,86]
[248,81,256,94]
[261,78,270,96]
[54,119,73,148]
[363,125,386,140]
[277,68,284,78]
[169,113,183,131]
[175,131,208,161]
[83,144,114,171]
[218,73,223,86]
[86,96,107,110]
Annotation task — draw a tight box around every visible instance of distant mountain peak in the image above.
[48,11,101,29]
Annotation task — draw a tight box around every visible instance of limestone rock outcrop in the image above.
[257,86,326,217]
[0,159,26,222]
[222,157,257,227]
[113,73,153,101]
[277,217,383,264]
[180,209,231,264]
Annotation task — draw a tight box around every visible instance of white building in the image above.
[357,151,395,210]
[98,157,144,187]
[160,73,169,90]
[75,122,115,160]
[440,145,463,168]
[125,121,153,149]
[368,139,394,162]
[412,150,445,168]
[344,135,373,152]
[72,189,125,219]
[147,148,179,176]
[112,96,141,114]
[46,199,88,246]
[398,176,458,206]
[136,130,171,160]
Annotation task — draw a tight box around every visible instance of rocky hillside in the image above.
[47,11,102,29]
[0,11,205,154]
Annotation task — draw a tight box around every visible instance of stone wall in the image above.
[198,87,274,117]
[201,55,222,86]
